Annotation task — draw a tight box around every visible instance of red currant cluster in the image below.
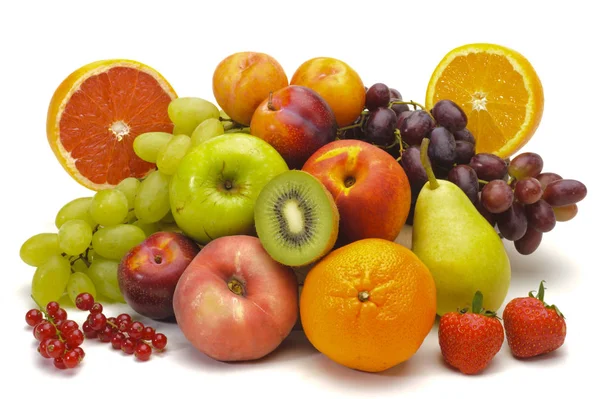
[26,302,85,369]
[76,293,167,361]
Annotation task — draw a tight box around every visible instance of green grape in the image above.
[70,250,95,274]
[161,210,175,224]
[133,132,173,163]
[71,259,89,274]
[115,177,140,208]
[55,197,96,229]
[92,224,146,260]
[66,272,97,305]
[157,222,184,234]
[134,170,171,223]
[168,97,220,136]
[90,189,129,226]
[88,257,124,302]
[219,109,234,131]
[58,219,93,256]
[156,134,192,175]
[20,233,60,267]
[132,220,160,237]
[191,118,225,147]
[31,254,71,306]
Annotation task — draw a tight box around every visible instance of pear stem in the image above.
[420,138,439,190]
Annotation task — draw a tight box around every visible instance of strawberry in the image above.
[438,291,504,375]
[503,280,566,358]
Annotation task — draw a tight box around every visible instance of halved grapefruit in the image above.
[47,59,177,190]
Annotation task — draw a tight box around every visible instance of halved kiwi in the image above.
[254,170,339,267]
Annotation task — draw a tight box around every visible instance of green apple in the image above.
[169,133,289,244]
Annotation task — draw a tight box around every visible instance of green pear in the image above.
[412,139,511,316]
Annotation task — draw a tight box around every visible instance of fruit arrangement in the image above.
[20,43,586,375]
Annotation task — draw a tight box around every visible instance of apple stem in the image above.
[267,91,276,111]
[420,138,439,190]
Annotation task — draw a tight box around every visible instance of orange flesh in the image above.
[431,53,528,154]
[58,67,174,185]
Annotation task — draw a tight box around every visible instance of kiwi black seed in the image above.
[254,170,339,267]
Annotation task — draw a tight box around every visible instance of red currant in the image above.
[75,293,94,311]
[116,313,132,324]
[135,342,152,361]
[33,321,57,341]
[142,326,155,341]
[82,321,98,339]
[72,347,85,361]
[111,333,125,350]
[107,316,117,325]
[46,301,60,316]
[25,309,44,327]
[38,339,52,359]
[128,321,145,340]
[152,333,167,350]
[65,329,84,348]
[53,357,67,370]
[117,320,131,332]
[97,325,114,343]
[89,313,107,331]
[52,308,68,323]
[121,338,136,355]
[90,302,103,315]
[46,339,66,359]
[63,350,81,368]
[59,320,79,335]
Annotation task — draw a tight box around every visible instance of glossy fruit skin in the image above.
[118,232,200,321]
[212,52,288,126]
[302,140,411,245]
[438,312,504,374]
[503,296,567,358]
[250,85,337,170]
[290,57,365,127]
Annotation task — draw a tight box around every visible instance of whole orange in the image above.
[300,238,437,372]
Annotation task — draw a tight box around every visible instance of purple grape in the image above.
[447,165,478,203]
[526,199,556,232]
[389,88,402,100]
[497,202,528,241]
[427,127,456,168]
[514,225,543,255]
[453,128,475,144]
[481,180,514,213]
[508,152,543,180]
[454,140,475,165]
[553,204,578,222]
[390,102,410,116]
[363,107,397,146]
[542,179,587,206]
[400,110,435,146]
[365,83,390,111]
[431,100,468,132]
[396,110,413,128]
[469,153,508,181]
[536,172,562,190]
[399,146,428,189]
[475,195,496,226]
[514,177,542,204]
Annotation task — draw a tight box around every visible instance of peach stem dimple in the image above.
[228,278,245,296]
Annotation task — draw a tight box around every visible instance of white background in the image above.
[2,0,598,397]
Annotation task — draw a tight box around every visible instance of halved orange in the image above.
[425,43,544,159]
[47,59,177,190]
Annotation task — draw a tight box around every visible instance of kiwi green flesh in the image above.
[255,171,336,267]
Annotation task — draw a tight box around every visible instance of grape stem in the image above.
[420,138,439,190]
